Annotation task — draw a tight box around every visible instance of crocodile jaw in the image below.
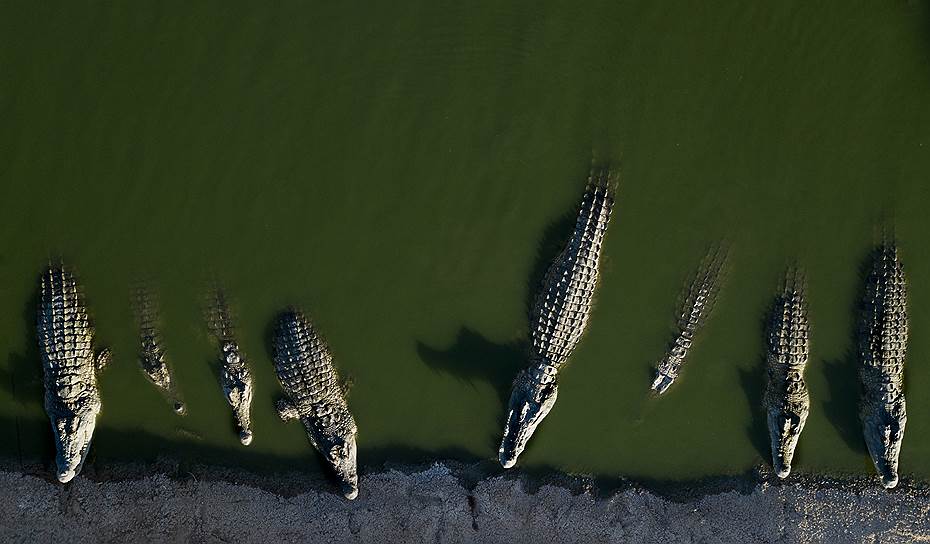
[324,433,358,500]
[862,399,906,489]
[767,409,807,478]
[498,374,558,469]
[50,411,98,483]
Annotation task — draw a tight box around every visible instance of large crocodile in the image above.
[37,264,111,483]
[764,270,810,478]
[650,248,726,395]
[272,308,359,500]
[206,288,253,445]
[131,282,184,414]
[858,245,907,489]
[498,168,615,469]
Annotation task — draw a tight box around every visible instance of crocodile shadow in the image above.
[820,250,880,455]
[0,295,53,468]
[416,331,525,404]
[0,415,787,502]
[737,307,771,462]
[415,211,577,406]
[1,295,42,401]
[738,363,768,462]
[822,353,865,454]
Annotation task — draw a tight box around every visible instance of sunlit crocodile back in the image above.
[529,172,614,369]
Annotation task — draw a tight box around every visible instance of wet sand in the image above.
[1,459,927,543]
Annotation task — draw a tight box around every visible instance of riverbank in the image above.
[0,459,927,543]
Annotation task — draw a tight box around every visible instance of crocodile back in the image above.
[765,278,810,407]
[37,265,99,415]
[767,283,809,372]
[131,284,167,375]
[859,246,907,379]
[676,249,725,335]
[529,171,614,368]
[272,309,344,408]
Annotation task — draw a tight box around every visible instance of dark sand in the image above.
[1,459,927,543]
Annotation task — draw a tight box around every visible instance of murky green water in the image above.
[1,1,930,482]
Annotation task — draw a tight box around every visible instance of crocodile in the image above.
[37,264,111,483]
[272,308,359,499]
[650,247,726,395]
[206,287,254,445]
[858,244,907,489]
[498,168,615,469]
[131,282,184,414]
[763,270,810,478]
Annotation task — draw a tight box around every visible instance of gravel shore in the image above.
[1,460,928,543]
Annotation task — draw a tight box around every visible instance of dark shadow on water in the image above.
[4,415,923,502]
[0,413,780,502]
[823,354,866,454]
[523,211,577,320]
[819,248,879,455]
[415,208,578,408]
[1,294,45,468]
[416,330,525,404]
[737,305,772,464]
[738,364,768,462]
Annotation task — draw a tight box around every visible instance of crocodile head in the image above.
[321,432,359,500]
[498,368,559,469]
[767,408,806,478]
[50,406,99,483]
[862,396,906,489]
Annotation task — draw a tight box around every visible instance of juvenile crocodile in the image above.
[131,282,184,414]
[37,264,111,483]
[272,308,359,500]
[650,248,726,395]
[498,168,615,469]
[764,270,810,478]
[858,245,907,489]
[206,287,253,445]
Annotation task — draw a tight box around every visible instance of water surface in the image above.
[1,1,930,482]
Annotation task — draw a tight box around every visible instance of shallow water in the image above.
[1,1,930,482]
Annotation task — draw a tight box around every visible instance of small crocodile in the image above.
[272,308,359,499]
[858,245,907,489]
[764,270,810,478]
[37,264,111,483]
[498,168,615,469]
[651,247,726,395]
[131,282,184,414]
[206,287,254,445]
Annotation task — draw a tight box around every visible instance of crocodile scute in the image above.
[37,264,110,483]
[498,168,615,469]
[764,270,810,479]
[272,308,359,499]
[131,282,184,414]
[651,248,725,395]
[858,245,907,489]
[206,288,254,445]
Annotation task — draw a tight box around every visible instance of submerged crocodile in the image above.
[858,245,907,489]
[131,282,184,414]
[206,288,253,445]
[764,270,810,478]
[498,168,615,469]
[37,264,111,483]
[650,248,726,395]
[272,308,359,500]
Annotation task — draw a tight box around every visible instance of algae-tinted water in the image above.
[1,1,930,482]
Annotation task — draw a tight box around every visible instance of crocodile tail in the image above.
[676,245,727,333]
[206,286,236,343]
[581,166,616,234]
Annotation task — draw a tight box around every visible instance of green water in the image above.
[1,1,930,482]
